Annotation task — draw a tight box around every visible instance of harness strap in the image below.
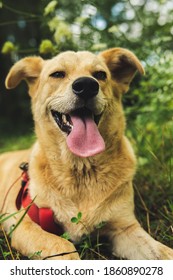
[16,163,64,236]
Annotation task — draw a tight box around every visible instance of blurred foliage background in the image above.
[0,0,173,248]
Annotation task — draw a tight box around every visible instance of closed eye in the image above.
[50,71,66,78]
[93,71,107,81]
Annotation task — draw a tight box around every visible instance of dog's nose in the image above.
[72,77,99,99]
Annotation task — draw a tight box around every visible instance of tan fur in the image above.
[0,48,173,260]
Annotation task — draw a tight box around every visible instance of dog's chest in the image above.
[54,193,112,242]
[51,171,118,241]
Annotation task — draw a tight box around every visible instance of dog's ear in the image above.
[5,56,44,91]
[99,48,144,93]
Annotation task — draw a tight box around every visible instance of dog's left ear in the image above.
[99,48,144,93]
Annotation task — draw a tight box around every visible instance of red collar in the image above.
[16,167,64,236]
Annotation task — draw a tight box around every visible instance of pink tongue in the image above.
[67,111,105,157]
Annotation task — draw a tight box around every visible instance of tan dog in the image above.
[0,48,173,260]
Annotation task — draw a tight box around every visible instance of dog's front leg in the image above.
[11,216,80,260]
[109,219,173,260]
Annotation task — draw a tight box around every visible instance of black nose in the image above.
[72,77,99,100]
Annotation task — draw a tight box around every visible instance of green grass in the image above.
[129,123,173,250]
[0,133,35,153]
[0,128,173,259]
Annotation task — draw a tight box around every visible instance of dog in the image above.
[0,48,173,260]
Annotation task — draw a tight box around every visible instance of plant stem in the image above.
[1,225,15,260]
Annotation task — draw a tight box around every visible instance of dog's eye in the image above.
[50,71,65,78]
[93,71,107,81]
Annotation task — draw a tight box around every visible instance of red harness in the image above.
[16,163,64,236]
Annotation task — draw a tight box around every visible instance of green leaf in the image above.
[3,251,11,258]
[77,212,82,220]
[71,217,78,223]
[80,240,90,250]
[0,213,6,220]
[61,232,70,240]
[1,41,16,54]
[0,210,24,224]
[39,39,54,54]
[44,0,58,16]
[28,251,42,259]
[71,212,82,224]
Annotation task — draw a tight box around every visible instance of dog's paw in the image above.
[43,238,80,260]
[158,243,173,260]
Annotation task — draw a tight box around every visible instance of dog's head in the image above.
[5,48,144,158]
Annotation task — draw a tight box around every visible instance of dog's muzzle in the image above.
[72,77,99,100]
[51,77,105,158]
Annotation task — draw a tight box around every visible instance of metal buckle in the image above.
[19,162,29,172]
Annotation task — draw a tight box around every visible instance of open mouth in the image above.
[51,110,73,134]
[51,108,101,135]
[51,108,105,158]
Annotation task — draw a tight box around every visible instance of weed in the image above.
[70,212,108,259]
[0,201,34,260]
[28,251,42,259]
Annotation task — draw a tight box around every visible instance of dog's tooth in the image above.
[67,122,73,128]
[62,114,67,123]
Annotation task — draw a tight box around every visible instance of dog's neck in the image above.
[28,134,136,205]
